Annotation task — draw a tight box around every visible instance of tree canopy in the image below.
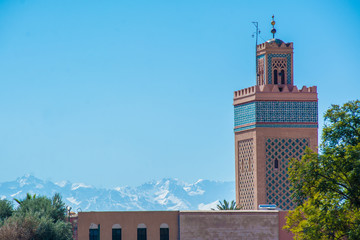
[285,100,360,240]
[0,200,13,222]
[0,193,72,240]
[213,199,242,210]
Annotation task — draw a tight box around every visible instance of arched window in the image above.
[112,224,121,240]
[160,223,169,240]
[272,58,287,85]
[137,223,147,240]
[89,223,100,240]
[274,158,279,169]
[274,70,278,84]
[280,70,285,84]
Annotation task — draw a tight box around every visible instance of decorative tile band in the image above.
[234,101,318,128]
[234,124,256,132]
[256,101,318,123]
[256,124,318,128]
[234,123,318,132]
[234,102,256,127]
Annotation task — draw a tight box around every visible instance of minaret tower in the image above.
[234,16,318,210]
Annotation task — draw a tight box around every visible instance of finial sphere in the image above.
[271,21,275,26]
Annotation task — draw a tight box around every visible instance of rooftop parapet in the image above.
[234,84,317,99]
[257,39,293,52]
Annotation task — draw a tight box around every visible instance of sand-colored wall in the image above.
[179,210,279,240]
[278,211,294,240]
[78,211,179,240]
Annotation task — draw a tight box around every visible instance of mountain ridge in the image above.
[0,175,235,211]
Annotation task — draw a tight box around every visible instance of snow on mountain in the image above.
[55,180,69,188]
[71,183,92,191]
[66,197,82,206]
[0,175,235,212]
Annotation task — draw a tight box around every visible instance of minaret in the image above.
[234,16,318,210]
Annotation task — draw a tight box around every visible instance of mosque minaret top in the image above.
[255,16,294,86]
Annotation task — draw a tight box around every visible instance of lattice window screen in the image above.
[265,138,309,210]
[238,139,255,210]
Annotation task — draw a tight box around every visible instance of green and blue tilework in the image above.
[265,138,309,210]
[267,54,291,84]
[234,125,256,132]
[234,102,256,127]
[234,101,318,131]
[234,124,318,132]
[256,101,317,123]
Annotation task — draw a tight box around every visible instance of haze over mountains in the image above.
[0,175,235,211]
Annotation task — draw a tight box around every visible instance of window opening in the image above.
[274,70,278,84]
[280,70,285,84]
[112,224,122,240]
[137,224,147,240]
[112,229,121,240]
[89,223,100,240]
[137,228,146,240]
[160,223,169,240]
[160,228,169,240]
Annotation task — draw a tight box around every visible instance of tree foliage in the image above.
[14,193,36,205]
[213,199,242,210]
[285,100,360,240]
[0,193,72,240]
[0,200,13,222]
[17,193,67,222]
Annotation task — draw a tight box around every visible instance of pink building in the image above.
[77,210,292,240]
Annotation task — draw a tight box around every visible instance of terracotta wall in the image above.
[78,211,179,240]
[278,211,294,240]
[78,210,293,240]
[179,210,279,240]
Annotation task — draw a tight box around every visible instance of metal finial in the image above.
[271,15,276,38]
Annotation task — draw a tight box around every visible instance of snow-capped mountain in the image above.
[0,175,235,211]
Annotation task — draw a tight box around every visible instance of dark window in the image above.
[280,70,285,84]
[160,228,169,240]
[274,158,279,169]
[112,228,121,240]
[89,229,99,240]
[274,70,278,84]
[137,228,147,240]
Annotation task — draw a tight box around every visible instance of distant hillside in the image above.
[0,175,235,211]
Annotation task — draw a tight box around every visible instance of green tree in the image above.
[0,213,38,240]
[0,193,72,240]
[0,200,13,222]
[17,193,67,222]
[14,193,36,205]
[213,199,242,210]
[285,100,360,240]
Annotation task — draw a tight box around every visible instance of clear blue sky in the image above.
[0,0,359,188]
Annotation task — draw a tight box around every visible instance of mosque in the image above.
[76,17,317,240]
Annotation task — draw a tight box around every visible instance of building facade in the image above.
[77,210,293,240]
[78,211,179,240]
[234,37,318,210]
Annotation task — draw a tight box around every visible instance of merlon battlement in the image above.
[234,85,317,99]
[257,39,293,51]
